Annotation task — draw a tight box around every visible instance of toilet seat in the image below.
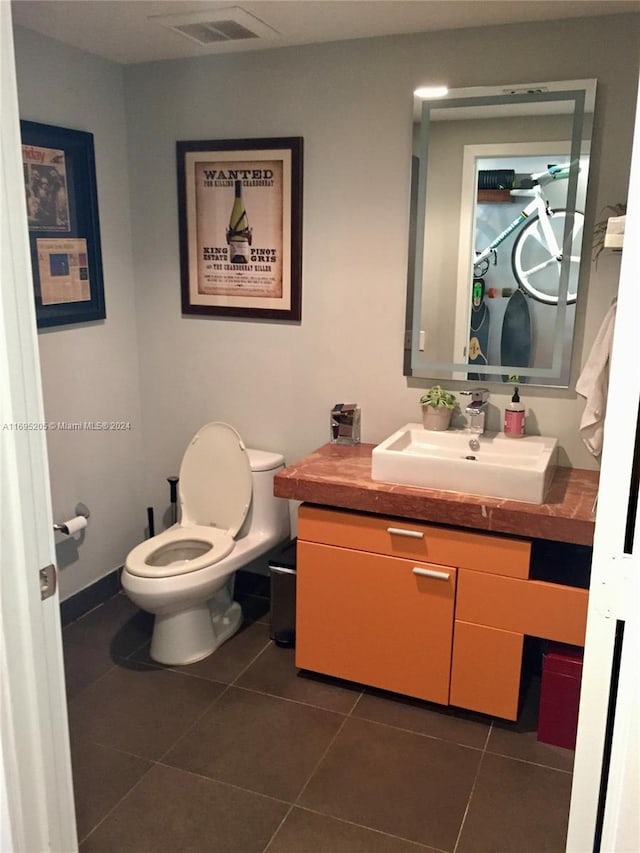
[125,525,235,578]
[125,423,253,579]
[179,422,252,532]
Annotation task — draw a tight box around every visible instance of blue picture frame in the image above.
[20,120,105,328]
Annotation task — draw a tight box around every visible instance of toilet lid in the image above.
[179,422,252,536]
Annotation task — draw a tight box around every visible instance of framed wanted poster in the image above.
[20,121,105,328]
[177,137,303,321]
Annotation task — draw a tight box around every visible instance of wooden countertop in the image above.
[274,443,598,546]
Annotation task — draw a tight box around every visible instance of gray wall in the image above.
[125,14,638,515]
[14,28,144,600]
[13,13,639,598]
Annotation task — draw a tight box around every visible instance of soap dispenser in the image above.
[504,387,525,438]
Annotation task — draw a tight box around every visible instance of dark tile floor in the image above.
[62,585,575,852]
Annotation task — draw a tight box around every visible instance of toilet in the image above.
[121,422,290,665]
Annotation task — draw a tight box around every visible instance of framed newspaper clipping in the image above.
[177,137,303,321]
[20,121,105,329]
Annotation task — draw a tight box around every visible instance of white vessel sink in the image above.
[371,423,558,504]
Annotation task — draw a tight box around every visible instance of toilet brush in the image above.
[167,476,179,525]
[146,506,155,538]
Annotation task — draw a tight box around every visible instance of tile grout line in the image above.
[345,685,365,717]
[230,636,274,685]
[230,681,360,716]
[293,804,449,852]
[451,725,492,853]
[62,595,119,630]
[77,762,157,847]
[339,712,487,754]
[153,760,292,807]
[153,634,273,766]
[154,681,234,766]
[256,805,293,852]
[483,748,574,774]
[485,717,575,774]
[238,664,364,853]
[66,660,121,707]
[482,720,493,752]
[261,710,353,853]
[261,686,368,850]
[293,708,353,805]
[452,759,485,853]
[124,634,157,660]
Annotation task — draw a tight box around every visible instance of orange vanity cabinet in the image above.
[450,567,589,719]
[296,540,457,703]
[295,505,588,720]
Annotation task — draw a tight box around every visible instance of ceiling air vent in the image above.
[152,7,279,46]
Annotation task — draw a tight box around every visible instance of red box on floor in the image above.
[537,643,584,750]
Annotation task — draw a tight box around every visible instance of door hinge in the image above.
[39,563,57,600]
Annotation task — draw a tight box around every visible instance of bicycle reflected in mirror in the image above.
[473,163,584,305]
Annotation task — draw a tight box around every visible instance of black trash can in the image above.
[268,538,297,647]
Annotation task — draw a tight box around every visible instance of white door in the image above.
[566,72,640,852]
[0,5,77,850]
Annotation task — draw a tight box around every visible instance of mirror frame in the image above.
[405,79,597,386]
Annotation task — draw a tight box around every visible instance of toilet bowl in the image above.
[121,422,290,665]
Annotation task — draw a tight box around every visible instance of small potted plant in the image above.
[420,385,457,431]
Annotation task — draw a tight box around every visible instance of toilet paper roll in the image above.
[61,515,88,535]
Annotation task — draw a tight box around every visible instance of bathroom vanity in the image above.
[274,443,597,720]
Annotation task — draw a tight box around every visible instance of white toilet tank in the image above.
[237,449,290,541]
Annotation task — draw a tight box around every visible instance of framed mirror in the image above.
[405,80,596,387]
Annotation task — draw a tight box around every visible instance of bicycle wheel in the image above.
[511,209,584,305]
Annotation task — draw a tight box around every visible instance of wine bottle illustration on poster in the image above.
[193,157,284,299]
[226,179,252,264]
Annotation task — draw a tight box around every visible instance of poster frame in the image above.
[177,136,303,322]
[20,120,105,329]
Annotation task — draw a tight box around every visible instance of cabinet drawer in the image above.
[450,620,523,720]
[296,541,456,704]
[299,504,530,578]
[456,569,588,646]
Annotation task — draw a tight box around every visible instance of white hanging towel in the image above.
[575,301,617,457]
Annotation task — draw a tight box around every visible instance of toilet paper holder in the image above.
[54,502,90,535]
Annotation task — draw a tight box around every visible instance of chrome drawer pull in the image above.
[412,567,450,581]
[387,527,424,539]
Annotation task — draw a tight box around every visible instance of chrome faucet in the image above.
[461,388,489,435]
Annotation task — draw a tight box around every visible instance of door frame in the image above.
[0,5,77,849]
[566,72,640,853]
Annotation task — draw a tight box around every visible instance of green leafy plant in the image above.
[420,385,457,409]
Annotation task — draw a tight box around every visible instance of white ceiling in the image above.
[10,0,639,65]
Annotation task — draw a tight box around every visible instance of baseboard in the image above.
[60,569,122,626]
